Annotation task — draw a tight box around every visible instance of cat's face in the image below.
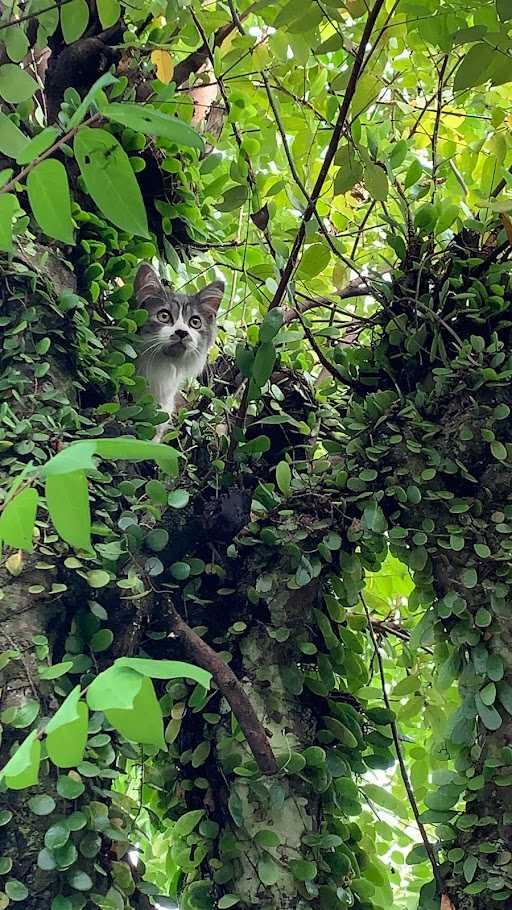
[134,264,224,366]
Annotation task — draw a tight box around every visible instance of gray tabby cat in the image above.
[134,263,224,440]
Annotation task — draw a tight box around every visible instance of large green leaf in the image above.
[0,64,37,103]
[0,731,40,789]
[60,0,89,43]
[45,470,91,550]
[0,111,28,158]
[103,103,203,151]
[453,44,494,93]
[0,487,38,551]
[105,676,165,748]
[27,159,74,244]
[46,686,88,768]
[116,658,211,688]
[97,0,121,27]
[86,666,144,711]
[16,127,60,164]
[74,127,149,238]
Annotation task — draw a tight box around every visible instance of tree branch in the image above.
[267,0,387,312]
[166,598,278,775]
[283,280,371,323]
[173,4,256,87]
[361,595,444,894]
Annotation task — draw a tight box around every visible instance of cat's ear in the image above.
[196,280,224,313]
[134,263,166,307]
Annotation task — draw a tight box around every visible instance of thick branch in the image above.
[267,0,386,311]
[166,599,278,775]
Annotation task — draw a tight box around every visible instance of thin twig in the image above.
[283,280,371,323]
[361,594,444,893]
[267,0,387,313]
[0,113,100,196]
[431,55,449,202]
[189,8,277,259]
[166,598,278,774]
[0,0,73,31]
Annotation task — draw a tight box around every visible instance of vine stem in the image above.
[361,594,445,895]
[267,0,387,312]
[0,113,100,196]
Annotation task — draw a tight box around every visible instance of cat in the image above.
[134,263,224,440]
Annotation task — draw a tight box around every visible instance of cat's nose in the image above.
[175,329,188,340]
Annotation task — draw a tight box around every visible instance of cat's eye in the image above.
[189,315,202,329]
[157,310,171,323]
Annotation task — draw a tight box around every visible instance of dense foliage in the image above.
[3,1,512,910]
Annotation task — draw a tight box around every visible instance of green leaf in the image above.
[57,775,85,799]
[16,126,60,164]
[45,470,91,550]
[5,880,28,902]
[86,569,110,588]
[475,693,502,730]
[0,111,28,158]
[67,870,93,891]
[46,686,88,768]
[0,487,38,551]
[463,855,477,883]
[334,145,363,195]
[86,666,143,711]
[0,194,18,252]
[27,158,74,244]
[362,783,409,820]
[497,0,512,19]
[497,681,512,715]
[94,438,179,475]
[116,658,211,689]
[104,676,165,748]
[74,127,149,238]
[491,440,507,461]
[5,26,29,63]
[52,898,73,910]
[351,73,380,118]
[39,661,74,680]
[168,489,190,508]
[29,794,56,815]
[388,139,408,170]
[43,440,98,477]
[90,629,114,652]
[173,809,205,838]
[252,341,276,387]
[61,0,89,42]
[103,103,203,151]
[289,859,317,882]
[364,163,388,201]
[97,0,120,27]
[453,44,494,93]
[254,829,281,848]
[297,243,331,278]
[275,461,291,495]
[0,64,37,103]
[0,731,40,790]
[68,73,119,129]
[218,897,240,909]
[257,855,279,886]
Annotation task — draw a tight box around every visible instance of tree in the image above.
[1,1,512,909]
